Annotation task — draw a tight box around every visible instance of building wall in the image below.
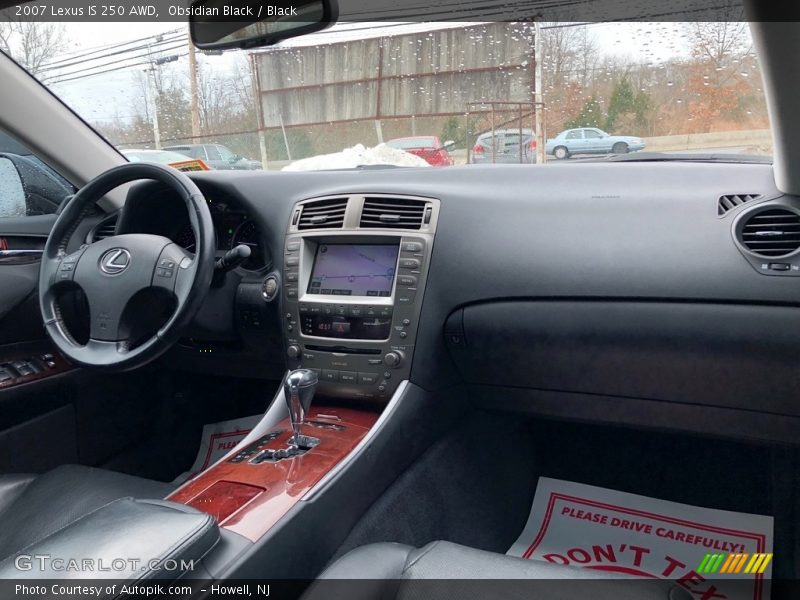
[254,23,535,129]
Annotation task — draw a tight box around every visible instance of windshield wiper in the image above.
[584,152,772,164]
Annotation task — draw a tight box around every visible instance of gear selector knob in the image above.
[283,369,319,446]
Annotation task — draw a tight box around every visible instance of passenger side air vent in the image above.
[298,198,348,230]
[740,209,800,257]
[718,193,761,216]
[360,197,427,230]
[87,213,118,243]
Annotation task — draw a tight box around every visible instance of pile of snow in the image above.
[282,143,431,172]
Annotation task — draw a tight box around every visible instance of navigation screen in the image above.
[307,244,399,297]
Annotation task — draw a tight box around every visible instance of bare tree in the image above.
[0,21,68,81]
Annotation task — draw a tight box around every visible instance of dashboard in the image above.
[119,161,800,445]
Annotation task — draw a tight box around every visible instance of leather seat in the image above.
[0,464,173,562]
[308,541,691,600]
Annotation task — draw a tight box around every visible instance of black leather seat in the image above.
[0,464,173,562]
[309,541,691,600]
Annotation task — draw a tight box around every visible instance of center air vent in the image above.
[740,209,800,257]
[360,197,427,230]
[298,198,347,230]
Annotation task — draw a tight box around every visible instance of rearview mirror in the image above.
[189,0,338,50]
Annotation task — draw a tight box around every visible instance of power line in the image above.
[51,52,190,85]
[40,28,184,69]
[40,33,187,73]
[49,42,187,81]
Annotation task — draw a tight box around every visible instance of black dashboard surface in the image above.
[132,161,800,441]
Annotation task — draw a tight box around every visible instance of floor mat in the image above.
[174,414,261,484]
[509,477,774,600]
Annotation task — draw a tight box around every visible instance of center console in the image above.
[167,194,439,572]
[281,194,440,400]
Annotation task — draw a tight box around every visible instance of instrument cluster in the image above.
[174,197,267,271]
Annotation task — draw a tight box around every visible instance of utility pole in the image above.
[250,53,269,169]
[534,18,545,164]
[145,65,162,149]
[188,29,201,139]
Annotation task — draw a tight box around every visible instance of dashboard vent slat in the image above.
[298,198,348,230]
[740,209,800,257]
[88,214,118,243]
[360,197,427,230]
[718,193,761,216]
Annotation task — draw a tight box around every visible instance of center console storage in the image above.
[0,497,218,580]
[282,194,439,400]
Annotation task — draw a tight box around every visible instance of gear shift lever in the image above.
[283,369,319,447]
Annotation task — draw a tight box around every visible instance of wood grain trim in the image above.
[168,406,379,542]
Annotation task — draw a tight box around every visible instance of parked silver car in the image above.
[545,128,645,159]
[471,128,537,164]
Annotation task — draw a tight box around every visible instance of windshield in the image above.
[0,20,770,170]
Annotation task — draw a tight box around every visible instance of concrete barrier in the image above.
[642,129,771,152]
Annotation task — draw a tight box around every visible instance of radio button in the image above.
[285,271,298,282]
[397,290,416,304]
[339,371,357,383]
[286,241,301,252]
[384,351,403,368]
[401,242,423,253]
[398,274,417,287]
[286,287,298,299]
[399,258,420,269]
[322,370,338,382]
[359,372,378,385]
[286,256,300,267]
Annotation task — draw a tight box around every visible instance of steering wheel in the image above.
[39,163,215,371]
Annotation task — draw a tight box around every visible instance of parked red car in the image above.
[386,136,456,166]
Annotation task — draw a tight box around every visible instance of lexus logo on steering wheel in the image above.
[99,248,131,275]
